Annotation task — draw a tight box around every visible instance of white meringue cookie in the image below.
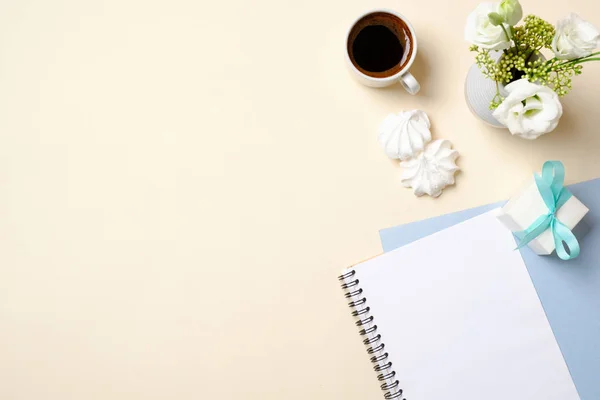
[378,110,432,161]
[400,139,460,198]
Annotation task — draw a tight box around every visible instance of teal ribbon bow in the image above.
[515,161,580,261]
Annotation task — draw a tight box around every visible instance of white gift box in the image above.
[496,177,589,255]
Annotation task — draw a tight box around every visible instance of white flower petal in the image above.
[465,3,512,50]
[497,0,522,26]
[493,79,562,139]
[552,13,600,60]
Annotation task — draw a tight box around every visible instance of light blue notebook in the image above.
[379,178,600,400]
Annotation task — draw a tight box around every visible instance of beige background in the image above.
[0,0,599,399]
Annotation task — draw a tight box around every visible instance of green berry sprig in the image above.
[527,59,583,96]
[512,15,555,53]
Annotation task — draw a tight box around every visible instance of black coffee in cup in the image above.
[347,12,413,78]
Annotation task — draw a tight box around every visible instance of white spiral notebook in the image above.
[339,210,580,400]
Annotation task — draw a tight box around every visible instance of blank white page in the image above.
[352,210,579,400]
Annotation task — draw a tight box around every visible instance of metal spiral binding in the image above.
[338,270,405,400]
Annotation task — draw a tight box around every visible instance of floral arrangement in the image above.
[465,0,600,139]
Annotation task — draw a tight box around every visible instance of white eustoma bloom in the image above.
[498,0,522,26]
[465,2,512,50]
[493,79,563,140]
[552,13,600,60]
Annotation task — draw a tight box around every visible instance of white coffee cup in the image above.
[345,9,420,94]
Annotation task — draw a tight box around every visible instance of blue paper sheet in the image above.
[379,178,600,400]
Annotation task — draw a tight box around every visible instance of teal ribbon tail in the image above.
[515,161,581,261]
[552,219,580,260]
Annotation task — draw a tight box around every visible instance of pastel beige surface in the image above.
[0,0,598,399]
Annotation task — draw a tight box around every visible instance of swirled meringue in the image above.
[400,140,460,197]
[377,110,432,160]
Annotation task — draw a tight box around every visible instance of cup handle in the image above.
[399,72,420,95]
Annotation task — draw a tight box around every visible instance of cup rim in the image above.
[345,8,418,82]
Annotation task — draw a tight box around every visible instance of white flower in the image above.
[497,0,522,26]
[465,2,512,51]
[493,79,563,139]
[377,110,432,160]
[552,13,600,60]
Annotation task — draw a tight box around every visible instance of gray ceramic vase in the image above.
[464,62,507,128]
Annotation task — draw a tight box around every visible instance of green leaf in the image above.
[488,12,505,26]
